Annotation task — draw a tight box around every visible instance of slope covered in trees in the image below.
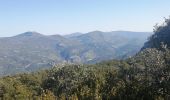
[0,18,170,99]
[0,48,169,100]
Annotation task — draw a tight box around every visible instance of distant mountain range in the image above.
[0,31,152,75]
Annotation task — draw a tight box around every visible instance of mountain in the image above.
[67,31,152,60]
[0,31,82,75]
[0,31,152,76]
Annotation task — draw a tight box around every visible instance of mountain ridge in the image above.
[0,31,152,76]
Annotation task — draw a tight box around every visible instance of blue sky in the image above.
[0,0,170,37]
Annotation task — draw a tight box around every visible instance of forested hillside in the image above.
[0,48,169,100]
[0,18,170,100]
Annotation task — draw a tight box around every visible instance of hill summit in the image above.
[15,31,43,37]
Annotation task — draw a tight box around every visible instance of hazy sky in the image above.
[0,0,170,37]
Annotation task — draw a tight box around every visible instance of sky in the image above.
[0,0,170,37]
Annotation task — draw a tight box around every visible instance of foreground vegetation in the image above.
[0,18,170,100]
